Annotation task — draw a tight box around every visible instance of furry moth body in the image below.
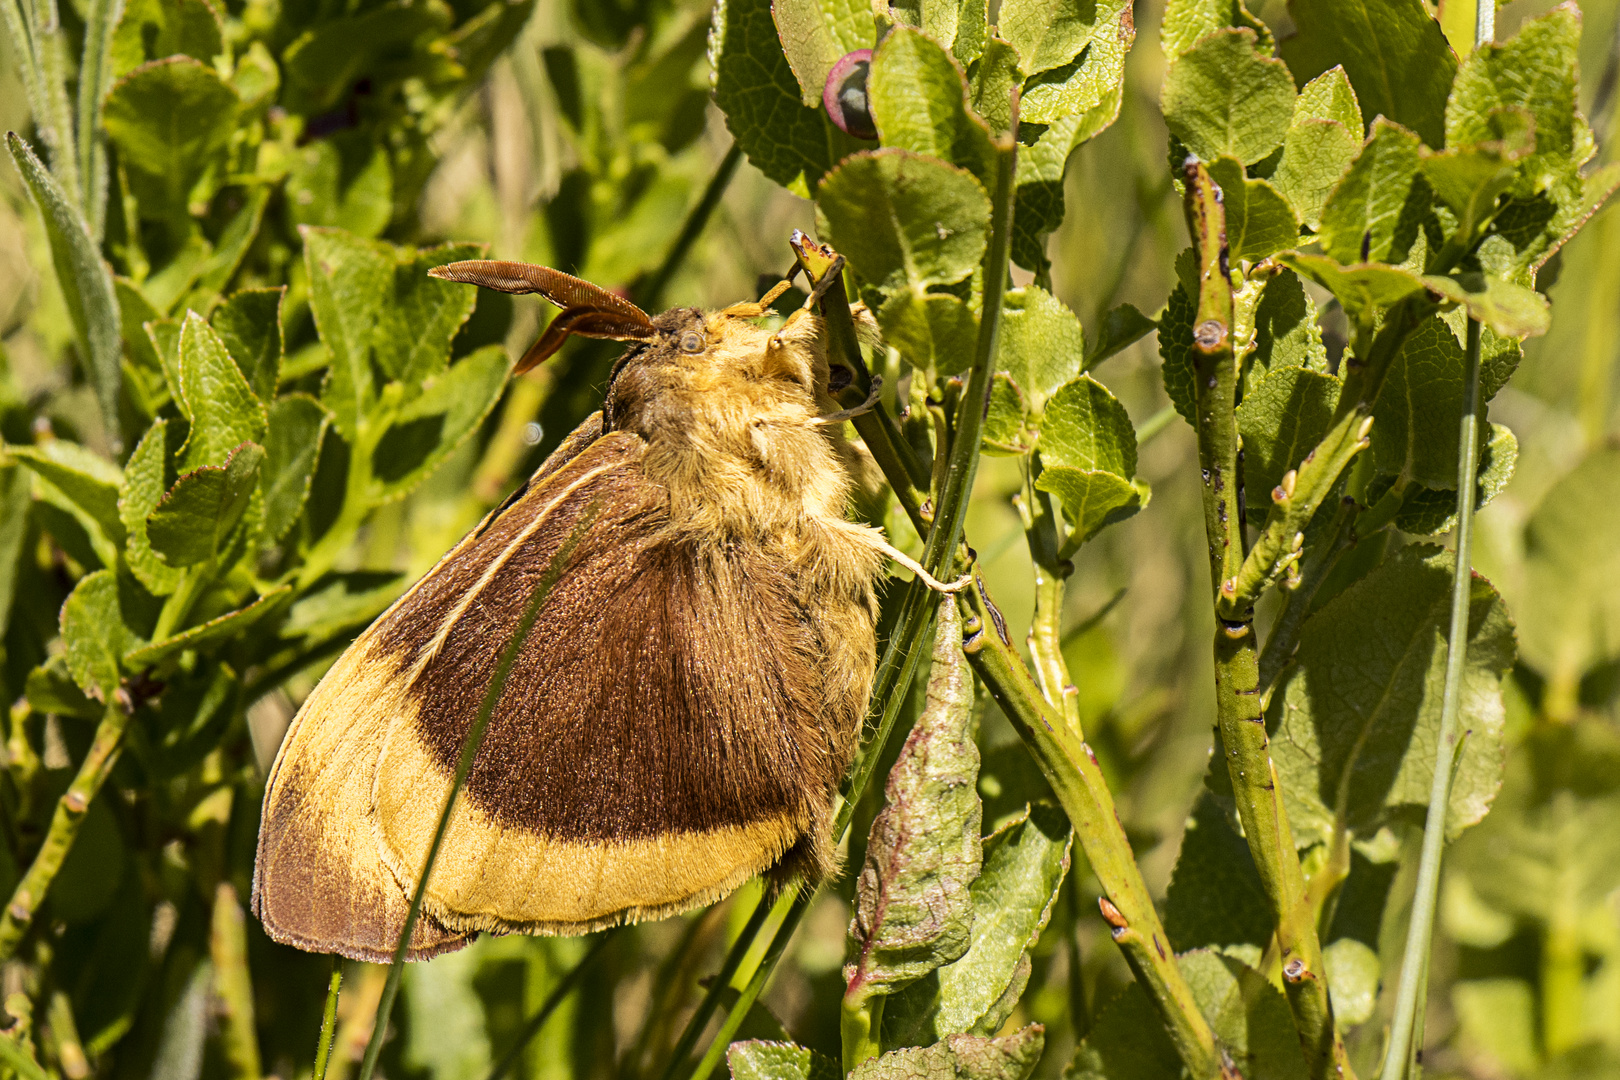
[253,262,909,961]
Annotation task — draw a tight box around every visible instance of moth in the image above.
[252,254,964,960]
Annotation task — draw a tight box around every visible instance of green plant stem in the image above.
[486,932,616,1080]
[686,890,811,1080]
[1255,498,1356,703]
[313,961,343,1080]
[635,143,743,312]
[961,580,1218,1077]
[356,505,600,1080]
[1378,316,1486,1080]
[0,698,132,959]
[1182,161,1350,1080]
[654,895,774,1080]
[0,1030,48,1080]
[211,884,263,1080]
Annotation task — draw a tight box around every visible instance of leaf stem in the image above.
[485,932,616,1080]
[312,960,343,1080]
[1182,161,1350,1080]
[0,1030,48,1080]
[1378,316,1486,1080]
[635,143,744,312]
[356,503,602,1080]
[0,698,132,960]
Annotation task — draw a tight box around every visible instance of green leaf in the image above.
[211,288,284,403]
[1159,282,1198,424]
[1036,372,1149,549]
[712,0,843,192]
[879,292,979,376]
[110,0,222,78]
[1446,7,1585,166]
[281,1,450,114]
[0,465,32,638]
[848,600,980,998]
[1279,0,1456,150]
[178,311,268,470]
[303,227,392,441]
[280,570,406,646]
[1268,545,1514,849]
[1318,119,1425,267]
[1208,156,1298,263]
[728,1042,842,1080]
[119,420,186,596]
[855,1027,1044,1080]
[400,944,493,1080]
[6,134,124,445]
[816,149,991,293]
[969,37,1021,133]
[1070,952,1307,1078]
[1084,303,1155,368]
[375,242,484,388]
[125,584,291,668]
[869,27,995,185]
[61,569,141,699]
[1421,272,1550,339]
[1323,937,1380,1026]
[1387,423,1517,536]
[1516,445,1620,687]
[367,346,510,502]
[1270,69,1363,231]
[25,659,103,721]
[1236,366,1340,511]
[999,0,1120,75]
[261,395,330,544]
[997,286,1085,414]
[1165,790,1272,954]
[1248,269,1329,392]
[1275,252,1427,342]
[772,0,874,107]
[1295,66,1362,132]
[102,57,239,215]
[1017,0,1132,127]
[145,316,184,403]
[1420,141,1525,251]
[1160,0,1273,60]
[147,442,266,568]
[981,374,1032,456]
[1161,28,1295,166]
[4,441,126,548]
[192,185,270,299]
[286,136,395,240]
[883,805,1071,1044]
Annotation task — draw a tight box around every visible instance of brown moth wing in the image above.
[252,417,610,961]
[369,434,839,935]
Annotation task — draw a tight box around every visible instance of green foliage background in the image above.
[1,0,1620,1077]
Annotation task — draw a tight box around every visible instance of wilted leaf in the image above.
[847,598,982,999]
[1268,545,1514,848]
[883,805,1071,1044]
[1161,28,1295,166]
[855,1026,1044,1080]
[1280,0,1456,149]
[147,443,266,567]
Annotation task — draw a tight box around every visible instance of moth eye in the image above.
[679,332,705,354]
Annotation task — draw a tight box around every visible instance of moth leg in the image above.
[809,375,883,427]
[880,542,974,593]
[721,279,795,319]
